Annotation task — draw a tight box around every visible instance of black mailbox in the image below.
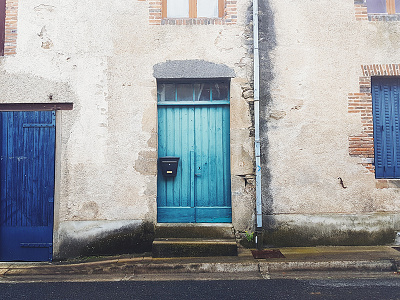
[159,157,180,177]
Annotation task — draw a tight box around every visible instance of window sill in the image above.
[160,17,235,25]
[368,13,400,21]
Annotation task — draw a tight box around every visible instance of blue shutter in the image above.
[373,78,400,178]
[373,79,384,177]
[393,80,400,177]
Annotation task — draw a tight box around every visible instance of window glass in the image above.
[197,0,219,18]
[367,0,387,13]
[158,81,229,102]
[211,82,229,100]
[167,0,189,18]
[158,84,176,101]
[396,0,400,13]
[177,84,193,101]
[194,83,211,101]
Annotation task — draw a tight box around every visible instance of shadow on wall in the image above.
[258,0,277,224]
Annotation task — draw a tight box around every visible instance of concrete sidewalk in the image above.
[1,246,400,281]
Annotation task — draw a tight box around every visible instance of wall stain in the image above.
[56,222,155,260]
[134,150,157,175]
[263,227,394,247]
[258,0,277,221]
[80,201,99,219]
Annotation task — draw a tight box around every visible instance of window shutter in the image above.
[373,79,385,178]
[392,78,400,177]
[383,81,395,177]
[373,77,400,178]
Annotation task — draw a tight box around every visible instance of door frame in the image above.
[156,80,232,223]
[0,103,72,261]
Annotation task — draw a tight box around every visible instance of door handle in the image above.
[195,173,201,176]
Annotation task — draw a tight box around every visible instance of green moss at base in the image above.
[239,238,256,248]
[263,228,395,247]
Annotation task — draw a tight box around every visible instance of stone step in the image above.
[154,223,235,239]
[152,238,238,258]
[152,224,238,258]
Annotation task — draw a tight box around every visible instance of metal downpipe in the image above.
[253,0,262,248]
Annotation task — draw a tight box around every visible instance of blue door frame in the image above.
[0,111,55,261]
[157,102,231,223]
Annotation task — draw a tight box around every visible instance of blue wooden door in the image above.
[157,103,231,223]
[0,111,55,261]
[372,77,400,178]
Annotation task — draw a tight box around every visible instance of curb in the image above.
[1,259,398,277]
[260,259,398,272]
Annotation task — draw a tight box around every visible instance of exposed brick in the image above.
[4,0,18,56]
[354,4,368,20]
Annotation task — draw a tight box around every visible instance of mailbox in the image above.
[159,157,180,177]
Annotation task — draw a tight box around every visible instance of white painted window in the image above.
[167,0,189,18]
[165,0,223,18]
[197,0,219,18]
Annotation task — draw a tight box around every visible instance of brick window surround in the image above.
[348,64,400,174]
[149,0,237,25]
[2,0,17,55]
[354,0,400,21]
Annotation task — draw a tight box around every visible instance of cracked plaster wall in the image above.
[0,0,256,257]
[261,0,400,240]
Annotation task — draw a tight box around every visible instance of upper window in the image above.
[367,0,400,14]
[163,0,224,19]
[157,80,230,102]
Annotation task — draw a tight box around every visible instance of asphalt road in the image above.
[1,278,400,300]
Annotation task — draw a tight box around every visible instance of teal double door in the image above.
[157,104,231,223]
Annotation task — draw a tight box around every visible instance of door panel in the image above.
[0,111,55,261]
[157,104,231,223]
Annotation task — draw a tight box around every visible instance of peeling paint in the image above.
[134,151,157,176]
[269,110,286,120]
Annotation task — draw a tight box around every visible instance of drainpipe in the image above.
[253,0,263,249]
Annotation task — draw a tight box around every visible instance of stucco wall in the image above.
[260,0,400,244]
[0,0,256,258]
